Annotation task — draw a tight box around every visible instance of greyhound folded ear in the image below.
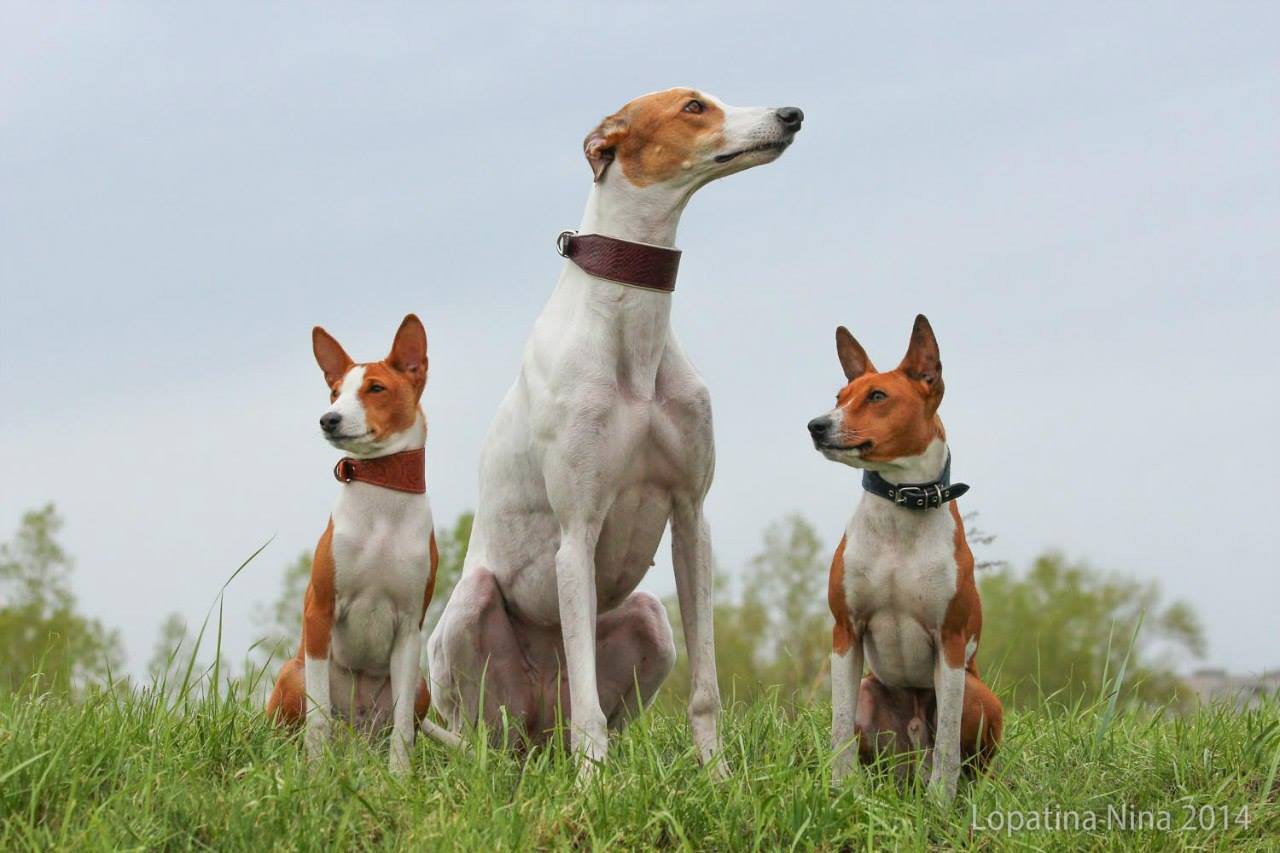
[313,326,354,388]
[836,326,876,382]
[387,313,428,388]
[899,314,944,410]
[584,114,629,182]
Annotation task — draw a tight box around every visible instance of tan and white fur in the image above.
[807,315,1002,802]
[427,89,803,775]
[267,314,459,774]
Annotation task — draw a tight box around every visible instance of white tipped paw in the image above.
[304,719,330,762]
[389,739,412,776]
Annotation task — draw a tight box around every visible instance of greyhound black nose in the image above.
[776,107,804,130]
[320,412,343,434]
[807,417,828,441]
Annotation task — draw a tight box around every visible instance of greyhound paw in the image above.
[830,756,857,789]
[389,740,412,776]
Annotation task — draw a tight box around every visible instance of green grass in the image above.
[1,678,1276,851]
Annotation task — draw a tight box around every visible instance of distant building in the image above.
[1186,668,1280,707]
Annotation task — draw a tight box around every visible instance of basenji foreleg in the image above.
[830,635,864,784]
[303,653,331,761]
[388,626,422,774]
[929,650,966,802]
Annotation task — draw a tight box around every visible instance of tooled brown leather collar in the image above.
[332,448,426,494]
[556,230,681,293]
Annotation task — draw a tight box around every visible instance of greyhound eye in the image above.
[367,383,385,394]
[867,390,888,402]
[683,99,704,114]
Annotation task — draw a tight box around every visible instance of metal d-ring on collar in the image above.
[556,230,575,257]
[861,453,970,510]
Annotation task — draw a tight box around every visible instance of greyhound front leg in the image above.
[929,650,966,803]
[831,634,864,785]
[555,526,608,773]
[303,654,332,762]
[388,627,422,774]
[672,498,726,777]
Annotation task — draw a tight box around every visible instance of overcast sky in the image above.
[3,3,1277,679]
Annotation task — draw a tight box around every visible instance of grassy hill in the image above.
[1,680,1275,850]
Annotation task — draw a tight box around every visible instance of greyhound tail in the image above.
[420,716,468,753]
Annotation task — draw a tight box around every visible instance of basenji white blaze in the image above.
[267,314,458,774]
[807,315,1002,802]
[427,88,802,775]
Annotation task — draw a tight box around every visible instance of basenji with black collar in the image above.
[806,315,1002,802]
[267,314,460,773]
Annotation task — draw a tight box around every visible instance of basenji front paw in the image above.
[928,773,957,805]
[304,719,330,762]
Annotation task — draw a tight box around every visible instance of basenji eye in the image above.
[683,99,704,114]
[867,390,888,402]
[330,388,339,402]
[367,383,385,394]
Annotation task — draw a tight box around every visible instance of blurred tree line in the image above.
[0,505,123,694]
[2,504,1206,711]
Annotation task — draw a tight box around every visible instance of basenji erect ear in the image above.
[313,327,354,388]
[584,114,629,182]
[387,313,428,387]
[899,314,944,409]
[836,326,876,382]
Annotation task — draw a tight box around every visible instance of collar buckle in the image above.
[334,458,357,483]
[893,485,929,509]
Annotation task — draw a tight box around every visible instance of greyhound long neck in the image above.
[578,179,689,247]
[548,180,690,395]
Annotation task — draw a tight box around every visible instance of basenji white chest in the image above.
[329,480,433,675]
[840,490,962,689]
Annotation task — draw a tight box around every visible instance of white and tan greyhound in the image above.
[427,88,802,774]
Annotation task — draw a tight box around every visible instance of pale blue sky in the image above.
[2,3,1277,676]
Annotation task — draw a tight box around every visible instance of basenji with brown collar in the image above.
[806,315,1002,802]
[267,314,459,773]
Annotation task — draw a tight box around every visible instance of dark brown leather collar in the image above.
[333,448,426,494]
[557,231,681,293]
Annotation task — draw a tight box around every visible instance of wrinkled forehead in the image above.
[335,362,404,392]
[836,370,916,405]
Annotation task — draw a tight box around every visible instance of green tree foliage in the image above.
[978,552,1205,708]
[147,613,191,688]
[252,551,312,671]
[428,511,472,630]
[665,515,831,708]
[0,505,124,695]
